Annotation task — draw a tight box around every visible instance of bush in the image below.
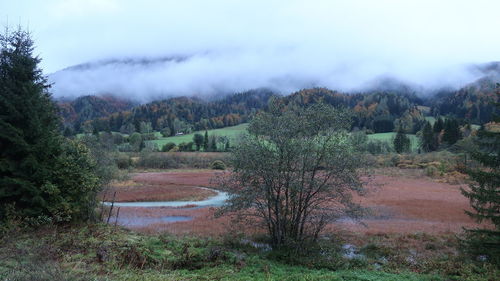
[114,153,132,169]
[162,142,176,152]
[366,140,394,154]
[136,152,229,169]
[425,165,438,177]
[211,160,226,170]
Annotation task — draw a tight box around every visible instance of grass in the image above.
[424,116,436,125]
[147,123,249,147]
[367,132,419,152]
[4,224,484,281]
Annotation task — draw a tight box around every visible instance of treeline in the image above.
[61,77,499,137]
[277,88,427,133]
[79,89,275,136]
[430,77,499,124]
[58,95,136,134]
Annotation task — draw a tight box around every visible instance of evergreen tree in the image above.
[461,85,500,264]
[420,121,437,152]
[0,28,99,222]
[203,130,209,151]
[443,118,461,145]
[433,117,444,133]
[393,128,411,153]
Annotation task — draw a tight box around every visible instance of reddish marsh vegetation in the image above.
[101,171,220,202]
[110,170,482,235]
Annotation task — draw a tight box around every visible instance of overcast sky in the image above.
[2,0,500,100]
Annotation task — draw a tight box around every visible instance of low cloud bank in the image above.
[48,50,490,102]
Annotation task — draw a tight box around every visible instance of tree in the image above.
[161,142,176,152]
[0,28,100,223]
[433,117,444,133]
[420,121,437,152]
[209,135,218,152]
[217,103,364,248]
[129,132,143,152]
[393,128,411,153]
[443,118,461,145]
[461,85,500,264]
[193,133,204,151]
[203,130,209,151]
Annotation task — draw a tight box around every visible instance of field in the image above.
[368,132,419,151]
[109,170,481,236]
[147,123,248,147]
[4,168,495,280]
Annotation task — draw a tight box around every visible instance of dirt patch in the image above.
[108,170,483,235]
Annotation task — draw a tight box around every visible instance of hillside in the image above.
[58,95,136,132]
[430,78,499,124]
[81,88,276,136]
[59,75,499,136]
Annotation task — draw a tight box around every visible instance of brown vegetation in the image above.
[101,171,221,202]
[107,170,484,236]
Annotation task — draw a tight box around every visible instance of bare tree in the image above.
[217,102,365,248]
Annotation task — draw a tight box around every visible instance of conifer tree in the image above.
[420,121,437,152]
[203,130,209,151]
[443,118,461,145]
[433,117,444,133]
[461,85,500,264]
[0,28,99,223]
[393,128,411,153]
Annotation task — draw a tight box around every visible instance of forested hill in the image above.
[429,77,500,124]
[58,76,499,135]
[76,88,276,136]
[58,95,136,133]
[278,88,427,133]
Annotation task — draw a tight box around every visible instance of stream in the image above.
[103,187,229,227]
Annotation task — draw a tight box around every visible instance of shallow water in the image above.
[116,216,192,227]
[103,187,228,207]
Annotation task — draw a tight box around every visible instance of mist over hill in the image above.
[48,55,499,102]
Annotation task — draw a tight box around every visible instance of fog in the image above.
[3,0,500,101]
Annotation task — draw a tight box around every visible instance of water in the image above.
[103,187,229,208]
[116,216,192,227]
[103,187,229,228]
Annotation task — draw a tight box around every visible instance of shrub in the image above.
[425,165,438,177]
[211,160,226,170]
[114,153,132,169]
[162,142,176,152]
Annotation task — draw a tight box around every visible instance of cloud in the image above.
[3,0,500,100]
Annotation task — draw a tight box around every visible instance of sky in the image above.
[2,0,500,101]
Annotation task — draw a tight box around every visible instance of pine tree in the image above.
[0,28,62,220]
[420,121,437,152]
[461,85,500,264]
[433,117,444,133]
[393,128,411,153]
[0,28,99,223]
[443,118,461,145]
[203,130,209,151]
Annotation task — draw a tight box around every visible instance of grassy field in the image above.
[368,132,419,152]
[3,224,495,281]
[147,123,249,147]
